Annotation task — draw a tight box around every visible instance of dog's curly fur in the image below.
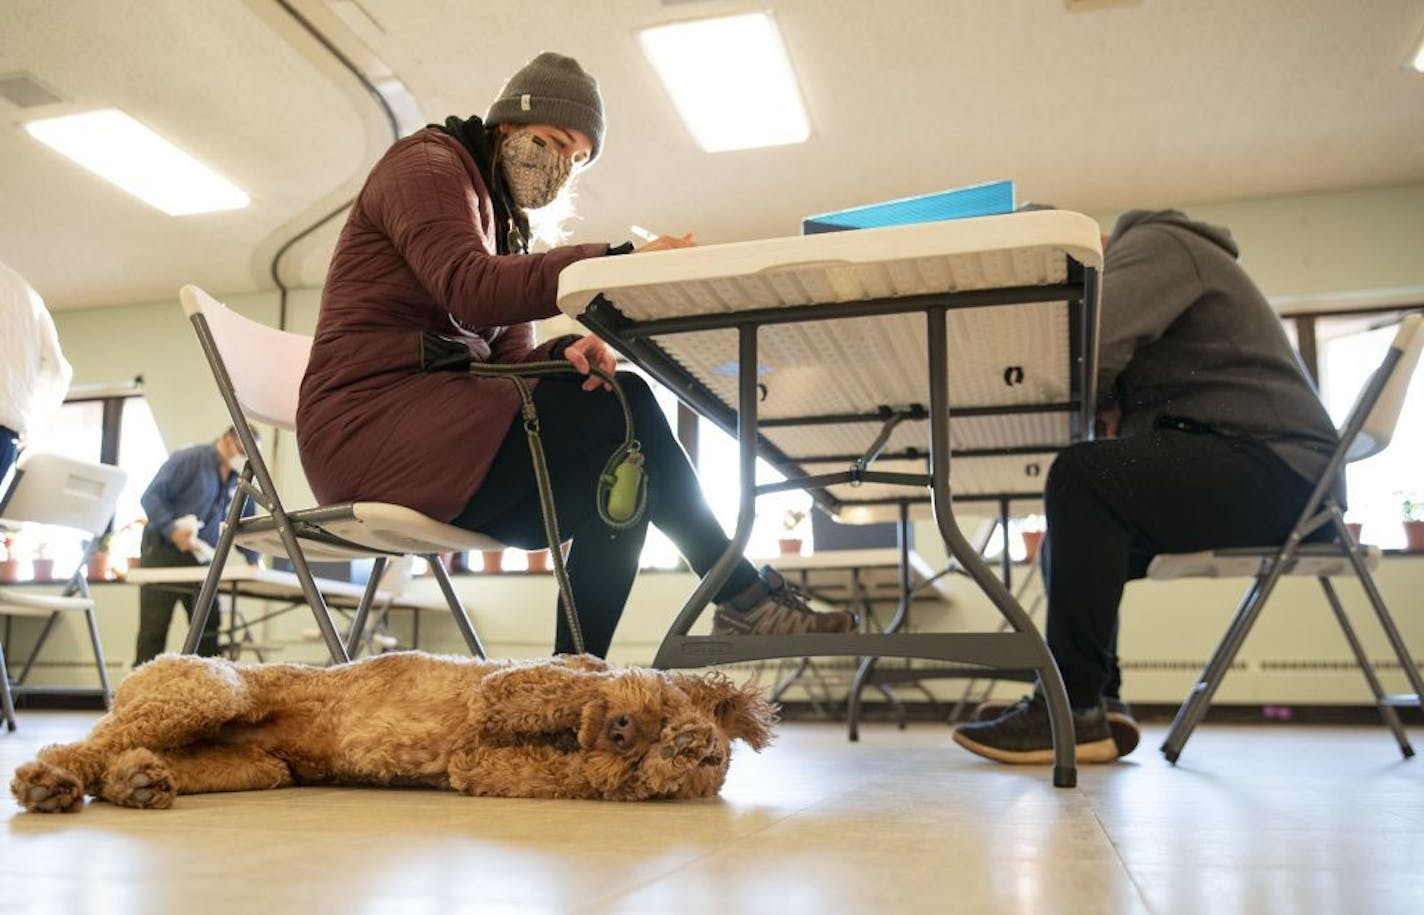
[10,652,777,812]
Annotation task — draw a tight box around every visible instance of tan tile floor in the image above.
[3,712,1421,914]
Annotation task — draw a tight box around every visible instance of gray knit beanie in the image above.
[486,52,605,163]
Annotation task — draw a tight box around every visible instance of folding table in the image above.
[557,209,1102,787]
[127,564,449,657]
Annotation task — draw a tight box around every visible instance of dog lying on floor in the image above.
[10,652,776,813]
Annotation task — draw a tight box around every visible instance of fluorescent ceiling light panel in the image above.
[640,12,809,152]
[24,108,250,215]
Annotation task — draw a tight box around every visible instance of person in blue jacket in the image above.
[134,427,258,666]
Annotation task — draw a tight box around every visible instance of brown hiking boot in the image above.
[712,566,854,636]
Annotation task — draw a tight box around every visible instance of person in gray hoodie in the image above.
[954,209,1340,765]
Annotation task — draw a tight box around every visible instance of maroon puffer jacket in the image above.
[296,127,608,521]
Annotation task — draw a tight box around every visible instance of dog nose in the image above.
[607,714,636,747]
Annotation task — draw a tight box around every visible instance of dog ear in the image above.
[578,698,609,751]
[671,672,779,751]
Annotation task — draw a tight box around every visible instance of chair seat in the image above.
[1147,544,1382,581]
[0,587,96,616]
[233,501,506,561]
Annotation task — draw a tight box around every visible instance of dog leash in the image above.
[465,360,647,654]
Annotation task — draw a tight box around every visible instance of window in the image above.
[2,385,165,579]
[1317,314,1424,549]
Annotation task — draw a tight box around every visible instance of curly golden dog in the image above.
[10,652,776,812]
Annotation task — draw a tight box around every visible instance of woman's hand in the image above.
[635,232,696,253]
[562,334,617,391]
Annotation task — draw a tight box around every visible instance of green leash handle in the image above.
[603,448,644,523]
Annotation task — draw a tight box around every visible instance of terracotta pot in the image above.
[31,558,54,581]
[1345,523,1363,544]
[87,553,111,582]
[0,559,19,584]
[1021,530,1045,562]
[481,550,505,574]
[1405,521,1424,553]
[778,537,804,557]
[526,549,550,573]
[126,555,142,570]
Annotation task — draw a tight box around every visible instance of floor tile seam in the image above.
[1092,808,1160,915]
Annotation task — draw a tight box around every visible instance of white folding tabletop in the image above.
[557,209,1103,787]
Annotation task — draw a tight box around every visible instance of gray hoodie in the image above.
[1099,209,1340,495]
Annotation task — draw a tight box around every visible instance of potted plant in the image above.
[0,533,19,583]
[31,539,54,581]
[1020,527,1045,562]
[778,509,807,556]
[87,531,114,582]
[1402,493,1424,553]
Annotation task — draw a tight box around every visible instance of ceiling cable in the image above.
[268,0,400,331]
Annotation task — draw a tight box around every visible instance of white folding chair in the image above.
[1149,314,1424,763]
[0,451,128,730]
[178,284,504,664]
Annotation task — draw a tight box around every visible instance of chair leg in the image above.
[845,656,876,742]
[345,557,388,659]
[16,612,60,683]
[1,638,16,731]
[1343,542,1424,712]
[81,607,113,709]
[1162,572,1278,763]
[1318,577,1412,758]
[426,555,485,658]
[183,504,244,656]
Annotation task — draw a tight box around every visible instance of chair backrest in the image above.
[1346,313,1424,462]
[0,451,127,537]
[179,284,313,431]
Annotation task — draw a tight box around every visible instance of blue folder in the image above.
[801,179,1015,235]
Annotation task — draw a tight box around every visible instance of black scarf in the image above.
[437,114,528,254]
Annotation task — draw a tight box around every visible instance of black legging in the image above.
[452,371,760,656]
[1040,428,1321,708]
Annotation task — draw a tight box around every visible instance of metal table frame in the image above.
[576,261,1099,789]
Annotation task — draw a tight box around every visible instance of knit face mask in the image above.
[498,130,572,210]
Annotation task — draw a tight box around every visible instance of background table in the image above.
[126,565,446,658]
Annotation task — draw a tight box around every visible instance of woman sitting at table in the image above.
[296,52,852,657]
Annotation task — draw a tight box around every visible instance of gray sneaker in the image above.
[972,694,1140,758]
[712,567,855,636]
[1104,697,1141,758]
[953,692,1118,765]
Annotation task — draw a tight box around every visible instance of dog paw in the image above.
[10,761,85,814]
[102,749,176,809]
[654,722,721,774]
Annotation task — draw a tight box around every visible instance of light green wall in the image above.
[18,182,1424,703]
[1089,182,1424,302]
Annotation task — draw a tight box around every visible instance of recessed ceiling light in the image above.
[1411,31,1424,72]
[639,12,809,153]
[24,108,250,216]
